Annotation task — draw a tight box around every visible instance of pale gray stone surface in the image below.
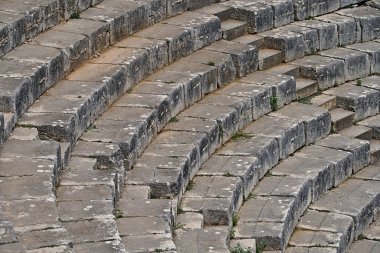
[271,156,334,202]
[316,134,370,173]
[296,145,353,187]
[175,227,229,253]
[358,115,380,139]
[271,103,331,145]
[337,6,380,42]
[310,179,380,238]
[347,41,380,74]
[261,28,305,62]
[324,84,380,121]
[244,115,305,159]
[290,55,345,90]
[319,48,370,81]
[316,13,360,46]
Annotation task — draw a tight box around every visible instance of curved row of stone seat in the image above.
[0,0,222,144]
[173,101,330,252]
[0,138,74,252]
[288,163,379,253]
[0,0,211,57]
[171,43,380,252]
[0,6,225,251]
[17,11,222,160]
[53,39,258,251]
[348,216,380,252]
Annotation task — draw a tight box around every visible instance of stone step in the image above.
[265,64,301,78]
[221,19,248,41]
[347,41,380,75]
[330,108,355,133]
[0,0,80,57]
[323,83,380,121]
[295,78,318,99]
[0,2,222,144]
[319,48,371,82]
[369,140,380,164]
[193,3,232,22]
[174,103,330,248]
[233,34,266,49]
[289,172,380,252]
[0,139,73,250]
[310,94,337,111]
[232,133,368,252]
[259,48,285,70]
[340,125,374,140]
[358,114,380,140]
[16,12,223,147]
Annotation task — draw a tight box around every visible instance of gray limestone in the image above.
[271,156,334,202]
[206,40,259,78]
[32,30,89,74]
[316,13,360,46]
[162,11,222,51]
[175,227,229,253]
[117,216,170,237]
[271,103,331,145]
[244,115,305,159]
[261,28,305,62]
[53,19,109,55]
[17,228,72,251]
[310,179,380,238]
[180,103,240,144]
[135,23,194,63]
[215,82,272,120]
[296,145,353,187]
[349,239,380,253]
[122,233,176,252]
[74,240,126,253]
[198,155,260,199]
[90,47,151,90]
[319,48,370,81]
[293,0,340,20]
[296,20,338,50]
[324,84,379,121]
[290,55,345,90]
[241,72,296,108]
[183,49,237,88]
[199,94,253,132]
[347,41,380,74]
[64,218,119,244]
[279,24,319,55]
[237,196,300,251]
[291,210,354,253]
[358,115,380,139]
[330,108,355,132]
[58,200,114,222]
[337,6,380,42]
[116,36,169,73]
[182,176,244,225]
[316,134,370,173]
[221,1,274,33]
[354,164,380,181]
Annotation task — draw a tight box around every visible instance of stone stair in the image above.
[0,0,380,252]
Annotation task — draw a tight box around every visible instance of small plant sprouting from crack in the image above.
[270,96,279,111]
[356,79,362,86]
[174,223,185,230]
[229,227,236,238]
[357,233,366,240]
[231,131,252,141]
[232,213,239,226]
[230,243,252,253]
[114,209,124,219]
[256,241,267,253]
[223,171,234,177]
[186,180,195,191]
[169,116,178,123]
[207,61,215,66]
[163,80,175,84]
